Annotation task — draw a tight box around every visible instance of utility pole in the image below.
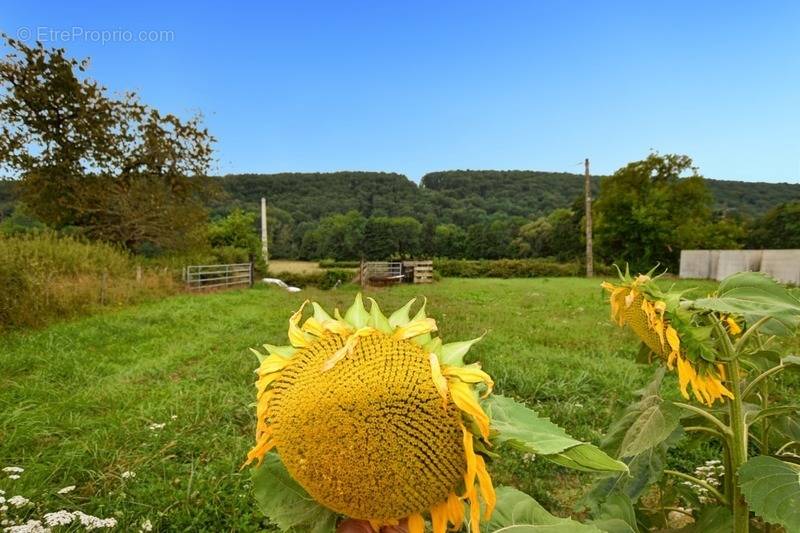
[260,197,269,265]
[584,158,594,277]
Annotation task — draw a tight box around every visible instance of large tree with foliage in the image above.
[0,35,214,252]
[594,153,738,271]
[746,201,800,249]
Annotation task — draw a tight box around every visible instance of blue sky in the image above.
[3,1,799,182]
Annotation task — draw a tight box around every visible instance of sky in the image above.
[3,1,799,183]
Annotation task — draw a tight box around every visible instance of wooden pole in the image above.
[260,197,269,265]
[584,158,594,277]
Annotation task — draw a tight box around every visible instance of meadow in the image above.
[0,277,725,531]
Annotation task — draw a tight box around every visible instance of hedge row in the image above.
[432,259,613,278]
[318,259,362,269]
[268,269,354,290]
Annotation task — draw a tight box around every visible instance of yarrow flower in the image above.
[56,486,75,495]
[1,468,23,474]
[7,496,30,508]
[120,471,136,479]
[602,269,734,406]
[245,294,496,533]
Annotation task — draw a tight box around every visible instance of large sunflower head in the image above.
[246,294,495,533]
[602,267,734,406]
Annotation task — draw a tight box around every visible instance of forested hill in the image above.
[217,170,800,222]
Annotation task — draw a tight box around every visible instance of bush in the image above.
[268,269,354,290]
[433,259,613,278]
[0,233,178,329]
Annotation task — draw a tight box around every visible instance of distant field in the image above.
[0,277,739,530]
[266,260,323,274]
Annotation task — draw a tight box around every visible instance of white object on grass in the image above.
[262,278,301,292]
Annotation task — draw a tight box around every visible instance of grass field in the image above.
[0,277,728,531]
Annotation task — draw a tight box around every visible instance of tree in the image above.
[747,201,800,249]
[433,224,466,258]
[312,211,366,260]
[594,153,715,272]
[0,35,215,252]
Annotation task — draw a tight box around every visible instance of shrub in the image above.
[0,233,178,329]
[433,258,612,278]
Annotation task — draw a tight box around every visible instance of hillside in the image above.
[218,170,800,222]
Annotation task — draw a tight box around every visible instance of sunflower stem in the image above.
[673,402,731,436]
[726,357,749,533]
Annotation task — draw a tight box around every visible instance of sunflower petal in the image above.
[429,353,449,407]
[393,318,437,340]
[431,500,448,533]
[443,364,494,397]
[450,380,490,439]
[407,514,425,533]
[475,454,496,519]
[312,302,333,323]
[288,300,311,347]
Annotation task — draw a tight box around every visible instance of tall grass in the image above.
[0,233,178,329]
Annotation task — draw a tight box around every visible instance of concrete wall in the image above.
[679,249,800,284]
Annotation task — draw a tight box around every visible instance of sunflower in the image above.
[602,270,733,406]
[245,294,495,533]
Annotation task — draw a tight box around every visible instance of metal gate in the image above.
[184,263,253,290]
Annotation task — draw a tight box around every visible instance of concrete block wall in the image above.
[679,249,800,284]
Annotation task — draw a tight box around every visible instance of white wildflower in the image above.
[147,423,166,431]
[170,415,178,420]
[121,471,136,479]
[56,486,76,495]
[2,468,23,474]
[72,511,117,530]
[7,475,20,480]
[43,511,74,527]
[8,496,30,508]
[0,489,5,495]
[3,519,50,532]
[139,518,153,532]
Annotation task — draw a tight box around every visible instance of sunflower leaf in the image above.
[487,395,627,473]
[264,344,296,358]
[487,486,602,532]
[251,453,338,533]
[739,455,800,531]
[691,272,800,336]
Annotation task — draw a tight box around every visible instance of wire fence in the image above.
[184,263,253,290]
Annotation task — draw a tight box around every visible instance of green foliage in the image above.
[739,456,800,531]
[434,258,613,278]
[207,209,266,272]
[747,200,800,249]
[0,35,214,252]
[594,153,740,272]
[0,203,46,235]
[252,453,337,533]
[268,268,353,290]
[0,233,177,328]
[487,486,601,531]
[513,208,583,261]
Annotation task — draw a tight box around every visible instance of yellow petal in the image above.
[407,514,424,533]
[447,492,464,529]
[666,326,680,353]
[450,380,490,439]
[462,425,477,491]
[321,319,353,337]
[467,483,480,533]
[321,327,374,371]
[301,316,326,337]
[475,454,496,519]
[393,317,438,340]
[676,354,694,400]
[431,500,448,533]
[429,353,449,407]
[726,316,742,336]
[256,353,291,376]
[443,364,494,398]
[288,300,311,347]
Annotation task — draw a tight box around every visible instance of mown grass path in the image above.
[0,278,714,531]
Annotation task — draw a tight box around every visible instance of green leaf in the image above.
[487,395,627,473]
[440,334,484,366]
[617,400,681,458]
[344,293,369,329]
[746,405,800,426]
[691,272,800,336]
[547,443,629,474]
[487,486,602,532]
[410,297,431,345]
[589,493,639,533]
[251,453,338,533]
[683,505,733,533]
[739,455,800,531]
[487,395,582,455]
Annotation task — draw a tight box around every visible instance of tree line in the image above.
[1,35,799,274]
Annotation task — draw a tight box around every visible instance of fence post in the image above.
[100,271,108,305]
[136,265,142,283]
[249,262,254,288]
